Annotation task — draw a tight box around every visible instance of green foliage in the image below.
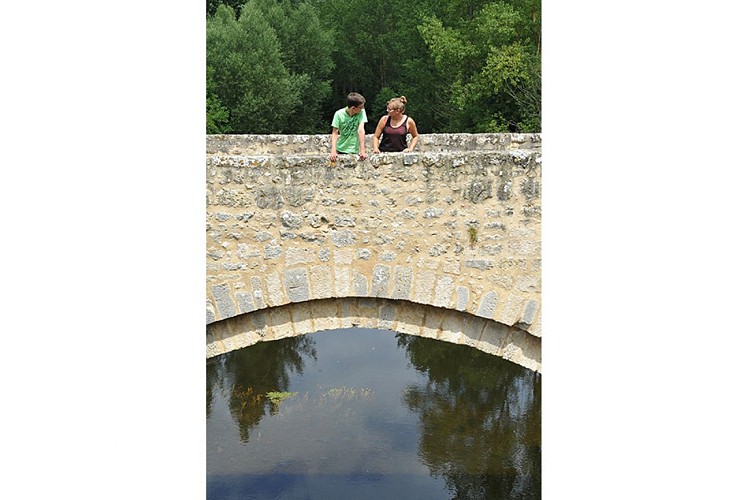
[206,0,541,133]
[468,226,478,247]
[206,1,334,133]
[417,0,541,132]
[266,391,298,403]
[206,66,230,134]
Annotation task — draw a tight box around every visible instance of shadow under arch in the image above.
[207,297,541,373]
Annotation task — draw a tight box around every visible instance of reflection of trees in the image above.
[397,333,541,500]
[206,336,317,443]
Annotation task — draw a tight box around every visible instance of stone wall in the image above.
[206,133,542,370]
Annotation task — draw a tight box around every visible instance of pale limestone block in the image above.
[395,303,425,337]
[250,276,266,309]
[422,307,444,340]
[311,299,340,332]
[434,275,454,308]
[291,303,314,335]
[355,298,379,328]
[335,267,350,296]
[310,264,333,299]
[377,301,398,331]
[508,239,541,256]
[265,272,285,307]
[527,313,542,337]
[207,319,231,341]
[286,247,316,266]
[460,315,488,348]
[476,321,507,356]
[417,257,440,270]
[437,311,464,344]
[514,275,541,293]
[499,293,525,325]
[268,307,292,340]
[392,266,413,299]
[223,334,245,353]
[334,249,354,265]
[353,270,369,296]
[206,300,216,324]
[476,290,499,319]
[501,330,541,372]
[456,286,470,311]
[443,260,461,275]
[206,341,224,358]
[284,268,310,303]
[371,264,391,297]
[339,299,355,328]
[413,270,436,304]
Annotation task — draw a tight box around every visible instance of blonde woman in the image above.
[372,96,419,153]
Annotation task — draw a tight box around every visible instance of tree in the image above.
[206,65,230,134]
[206,3,304,133]
[417,0,541,131]
[251,0,335,133]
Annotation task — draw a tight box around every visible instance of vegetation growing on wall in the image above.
[206,0,541,134]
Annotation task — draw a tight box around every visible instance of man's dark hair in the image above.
[346,92,366,108]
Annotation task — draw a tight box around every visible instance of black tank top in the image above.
[379,116,409,152]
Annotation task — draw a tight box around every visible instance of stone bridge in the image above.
[206,133,542,372]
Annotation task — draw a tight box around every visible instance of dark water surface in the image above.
[207,328,541,499]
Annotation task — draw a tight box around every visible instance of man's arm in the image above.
[329,128,339,162]
[357,122,366,160]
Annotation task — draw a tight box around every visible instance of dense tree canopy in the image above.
[206,0,541,134]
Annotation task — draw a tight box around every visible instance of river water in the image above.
[207,327,541,499]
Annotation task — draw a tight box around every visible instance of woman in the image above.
[372,96,419,153]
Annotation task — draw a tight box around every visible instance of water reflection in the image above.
[206,335,317,442]
[398,334,541,499]
[207,328,540,499]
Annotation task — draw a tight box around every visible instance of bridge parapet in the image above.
[206,133,542,370]
[206,133,541,156]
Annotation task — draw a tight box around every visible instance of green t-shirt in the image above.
[331,107,368,153]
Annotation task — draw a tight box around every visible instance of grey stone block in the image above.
[211,284,237,320]
[392,266,413,300]
[477,291,499,319]
[353,270,368,296]
[284,268,310,302]
[520,299,539,326]
[371,264,390,297]
[456,286,469,311]
[331,230,356,247]
[235,291,256,314]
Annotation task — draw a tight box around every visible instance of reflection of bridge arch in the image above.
[206,297,541,372]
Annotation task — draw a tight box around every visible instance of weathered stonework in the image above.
[206,133,542,371]
[206,298,541,373]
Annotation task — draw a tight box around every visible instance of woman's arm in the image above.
[406,118,419,152]
[372,116,387,153]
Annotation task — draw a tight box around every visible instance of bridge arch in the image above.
[207,297,541,372]
[206,133,542,371]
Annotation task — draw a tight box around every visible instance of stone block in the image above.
[413,270,436,304]
[310,265,333,299]
[477,290,499,319]
[371,264,391,297]
[235,291,256,314]
[266,272,285,307]
[284,268,310,303]
[392,266,413,300]
[211,284,237,320]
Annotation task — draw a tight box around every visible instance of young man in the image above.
[329,92,367,162]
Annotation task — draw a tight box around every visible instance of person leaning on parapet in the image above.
[372,96,419,154]
[329,92,368,162]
